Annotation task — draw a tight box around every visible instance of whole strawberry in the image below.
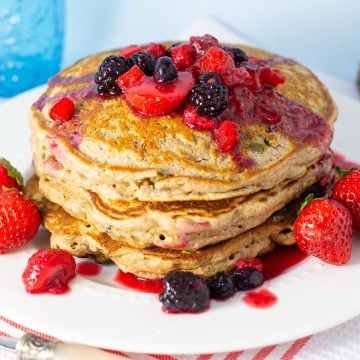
[22,248,76,294]
[332,169,360,230]
[294,199,352,265]
[0,190,40,254]
[0,158,23,191]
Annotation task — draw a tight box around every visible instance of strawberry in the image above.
[235,258,263,272]
[49,97,75,122]
[169,43,196,69]
[190,34,219,57]
[259,67,286,87]
[0,190,40,254]
[193,47,235,79]
[0,158,23,190]
[141,42,166,59]
[116,65,145,91]
[118,44,142,58]
[332,169,360,229]
[294,199,352,265]
[22,248,76,294]
[183,106,215,131]
[214,120,239,152]
[125,71,195,116]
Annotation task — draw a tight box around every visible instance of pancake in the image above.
[29,43,337,202]
[34,156,330,250]
[25,176,300,279]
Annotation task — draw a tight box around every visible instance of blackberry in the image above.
[206,272,235,300]
[159,271,210,313]
[233,267,264,291]
[153,56,178,84]
[198,72,221,86]
[188,82,228,117]
[129,52,156,76]
[223,47,248,66]
[94,55,131,95]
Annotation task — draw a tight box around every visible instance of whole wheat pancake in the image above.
[29,44,336,202]
[26,176,301,279]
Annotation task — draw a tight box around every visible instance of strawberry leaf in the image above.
[336,166,358,178]
[0,158,23,187]
[298,193,315,214]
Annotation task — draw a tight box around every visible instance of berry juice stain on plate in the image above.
[76,261,102,276]
[114,269,163,293]
[242,289,278,308]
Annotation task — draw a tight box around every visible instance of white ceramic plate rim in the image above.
[0,86,359,355]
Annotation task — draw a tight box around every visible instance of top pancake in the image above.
[29,43,337,201]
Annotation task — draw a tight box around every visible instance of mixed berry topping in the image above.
[206,272,235,300]
[95,55,131,95]
[232,266,264,291]
[168,43,196,69]
[153,56,178,83]
[223,46,248,66]
[129,52,156,76]
[159,271,210,313]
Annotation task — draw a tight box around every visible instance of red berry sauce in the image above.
[333,151,360,170]
[76,261,102,276]
[242,289,278,308]
[114,269,163,294]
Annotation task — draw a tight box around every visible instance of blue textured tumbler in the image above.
[0,0,64,97]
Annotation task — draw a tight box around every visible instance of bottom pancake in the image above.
[25,175,306,279]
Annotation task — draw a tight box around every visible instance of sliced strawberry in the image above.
[0,158,23,190]
[22,248,76,294]
[170,43,196,69]
[0,190,40,254]
[193,47,235,79]
[190,34,220,57]
[49,97,75,122]
[235,258,263,272]
[332,169,360,229]
[116,65,145,91]
[183,106,215,131]
[118,44,142,58]
[260,67,286,87]
[141,42,166,58]
[214,120,239,152]
[294,199,352,265]
[125,71,195,116]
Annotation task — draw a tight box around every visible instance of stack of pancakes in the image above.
[27,44,337,279]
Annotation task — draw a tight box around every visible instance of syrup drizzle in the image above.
[114,270,163,294]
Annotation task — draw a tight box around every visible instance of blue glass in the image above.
[0,0,64,97]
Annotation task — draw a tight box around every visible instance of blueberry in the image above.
[198,72,221,86]
[129,52,156,76]
[223,47,248,66]
[94,55,131,95]
[188,82,228,117]
[153,56,178,84]
[232,267,264,291]
[206,272,235,300]
[159,271,210,313]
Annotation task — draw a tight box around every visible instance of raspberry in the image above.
[235,258,263,272]
[223,47,248,66]
[159,271,210,313]
[169,43,196,69]
[141,42,166,59]
[129,52,156,76]
[232,267,264,291]
[183,106,215,131]
[214,120,239,152]
[260,67,286,87]
[190,34,219,57]
[193,47,235,79]
[206,272,235,300]
[49,97,75,122]
[118,45,142,59]
[116,65,145,91]
[22,249,76,294]
[188,82,228,117]
[153,56,178,84]
[94,55,131,95]
[221,66,252,88]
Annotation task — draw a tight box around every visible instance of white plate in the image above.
[0,86,359,355]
